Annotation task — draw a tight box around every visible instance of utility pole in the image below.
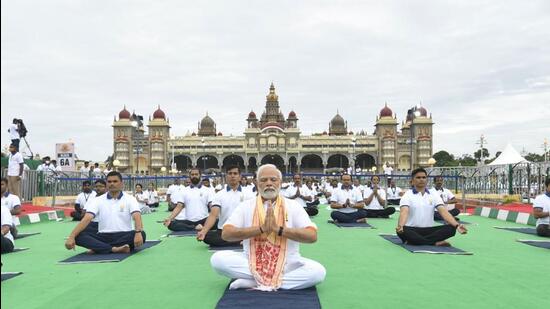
[475,134,488,164]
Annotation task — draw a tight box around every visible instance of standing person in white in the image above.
[432,176,460,221]
[197,165,256,247]
[80,161,91,179]
[532,178,550,237]
[8,119,20,150]
[396,168,467,246]
[64,171,145,254]
[7,144,24,199]
[164,168,213,231]
[329,174,367,223]
[283,174,317,216]
[383,162,393,187]
[210,164,326,291]
[1,205,15,254]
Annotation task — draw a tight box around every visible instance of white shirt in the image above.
[8,123,19,140]
[432,187,456,211]
[1,205,14,245]
[282,184,313,208]
[80,166,90,178]
[75,191,97,210]
[212,186,256,229]
[223,197,317,264]
[387,186,402,200]
[400,188,444,228]
[85,192,141,233]
[172,185,213,221]
[2,192,21,212]
[533,193,550,226]
[384,166,393,176]
[329,186,363,213]
[7,152,24,177]
[166,184,185,198]
[145,190,159,205]
[37,164,56,178]
[363,186,386,210]
[93,168,102,177]
[134,192,148,210]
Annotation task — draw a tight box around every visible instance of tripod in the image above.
[21,137,34,159]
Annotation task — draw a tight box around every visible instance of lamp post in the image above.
[131,120,143,175]
[171,135,176,171]
[407,106,422,171]
[112,159,121,172]
[201,138,207,171]
[160,166,166,176]
[351,137,357,175]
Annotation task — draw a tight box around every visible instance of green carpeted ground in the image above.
[1,203,548,309]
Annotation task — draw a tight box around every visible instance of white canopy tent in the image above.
[488,143,529,166]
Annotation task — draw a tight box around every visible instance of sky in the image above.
[2,0,549,162]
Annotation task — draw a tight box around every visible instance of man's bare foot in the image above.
[435,241,451,247]
[195,224,203,231]
[86,249,95,255]
[112,245,131,253]
[356,218,367,223]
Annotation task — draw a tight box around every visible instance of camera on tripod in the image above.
[13,118,28,137]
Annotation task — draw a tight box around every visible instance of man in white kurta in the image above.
[211,164,326,290]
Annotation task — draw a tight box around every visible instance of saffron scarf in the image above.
[249,194,288,290]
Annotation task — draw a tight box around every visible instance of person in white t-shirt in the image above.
[166,178,184,211]
[362,175,395,218]
[70,181,97,221]
[283,174,317,216]
[64,172,145,254]
[210,164,326,291]
[145,183,159,209]
[51,160,63,173]
[164,168,213,231]
[134,184,152,214]
[386,180,403,206]
[80,161,91,179]
[396,168,467,246]
[7,144,24,198]
[532,178,550,237]
[1,205,15,253]
[92,163,102,178]
[383,162,393,187]
[80,179,107,235]
[324,179,340,199]
[432,176,460,221]
[1,178,22,238]
[197,165,256,247]
[305,179,321,211]
[329,174,367,223]
[8,119,20,150]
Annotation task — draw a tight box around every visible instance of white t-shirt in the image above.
[85,192,141,233]
[2,192,21,212]
[1,205,14,245]
[93,168,102,177]
[329,186,363,213]
[8,123,19,140]
[172,185,213,221]
[134,192,148,210]
[363,187,387,210]
[432,187,456,211]
[75,191,97,210]
[145,190,159,205]
[400,188,444,228]
[223,197,317,264]
[8,152,24,177]
[533,193,550,226]
[387,187,402,200]
[166,184,185,198]
[282,184,313,208]
[212,186,256,229]
[80,166,90,178]
[384,166,393,176]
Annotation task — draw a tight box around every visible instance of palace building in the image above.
[112,83,434,174]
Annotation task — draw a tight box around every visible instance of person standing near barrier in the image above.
[64,171,145,254]
[532,178,550,237]
[8,119,20,150]
[396,168,467,246]
[383,162,393,187]
[386,180,403,206]
[432,176,460,221]
[80,161,91,179]
[7,144,24,199]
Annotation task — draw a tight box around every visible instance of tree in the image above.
[474,148,490,161]
[524,153,544,162]
[433,150,456,166]
[458,154,477,166]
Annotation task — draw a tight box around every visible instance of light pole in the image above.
[201,138,207,171]
[351,137,357,175]
[171,135,176,171]
[112,159,121,172]
[407,106,422,171]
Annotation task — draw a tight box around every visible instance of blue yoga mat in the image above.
[517,239,550,249]
[165,230,196,237]
[328,220,373,228]
[495,227,537,235]
[4,247,29,254]
[15,232,41,239]
[216,283,321,309]
[1,272,23,281]
[59,240,161,264]
[380,234,472,255]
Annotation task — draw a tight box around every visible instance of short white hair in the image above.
[257,164,282,180]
